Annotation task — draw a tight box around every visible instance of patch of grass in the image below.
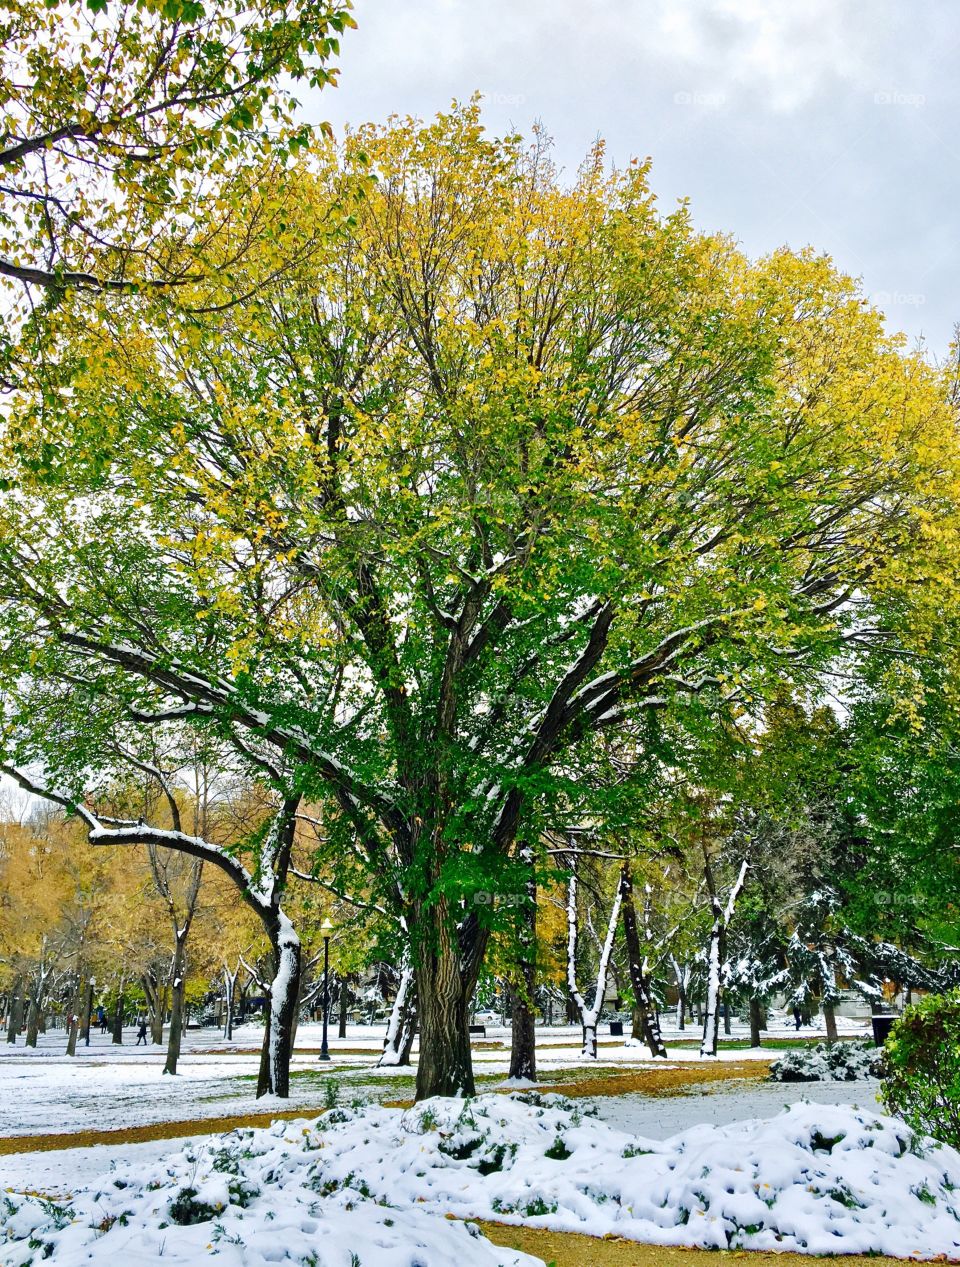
[476,1221,917,1266]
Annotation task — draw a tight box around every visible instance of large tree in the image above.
[1,105,957,1098]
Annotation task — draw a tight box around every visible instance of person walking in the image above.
[135,1016,148,1045]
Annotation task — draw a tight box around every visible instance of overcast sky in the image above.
[301,0,958,357]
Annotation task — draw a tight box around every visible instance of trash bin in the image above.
[609,1021,624,1037]
[871,1015,896,1046]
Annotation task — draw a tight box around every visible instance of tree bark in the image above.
[25,997,39,1047]
[163,936,187,1075]
[414,903,480,1100]
[338,975,349,1039]
[507,860,537,1082]
[508,980,537,1082]
[823,1002,839,1044]
[112,988,124,1044]
[6,979,21,1044]
[256,914,302,1099]
[620,861,667,1058]
[142,971,165,1045]
[749,996,763,1047]
[379,963,417,1067]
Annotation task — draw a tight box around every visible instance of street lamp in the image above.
[83,976,96,1047]
[319,918,334,1062]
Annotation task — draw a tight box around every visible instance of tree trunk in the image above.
[112,990,124,1044]
[66,1015,79,1056]
[338,975,349,1039]
[414,911,476,1100]
[581,1018,598,1059]
[25,996,39,1048]
[823,1002,838,1044]
[700,922,725,1057]
[677,983,686,1030]
[508,860,537,1082]
[256,914,302,1099]
[223,966,235,1041]
[379,963,417,1067]
[723,1002,732,1035]
[6,980,21,1044]
[142,972,164,1045]
[749,996,763,1047]
[508,981,537,1082]
[619,862,667,1058]
[163,937,187,1076]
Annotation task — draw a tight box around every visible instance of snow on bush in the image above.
[5,1091,960,1262]
[0,1120,539,1267]
[770,1039,884,1083]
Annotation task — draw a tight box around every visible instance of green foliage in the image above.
[881,990,960,1148]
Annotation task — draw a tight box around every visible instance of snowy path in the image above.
[592,1077,883,1137]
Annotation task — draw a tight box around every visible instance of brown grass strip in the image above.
[0,1109,320,1156]
[545,1057,771,1100]
[477,1221,931,1265]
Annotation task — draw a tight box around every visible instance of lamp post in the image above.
[82,976,96,1047]
[319,918,333,1062]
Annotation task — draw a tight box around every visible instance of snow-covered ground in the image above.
[4,1092,959,1264]
[4,1015,944,1265]
[0,1012,871,1138]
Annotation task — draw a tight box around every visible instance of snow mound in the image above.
[308,1091,960,1258]
[770,1039,885,1083]
[5,1092,960,1263]
[0,1119,539,1267]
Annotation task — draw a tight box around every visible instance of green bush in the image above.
[880,990,960,1149]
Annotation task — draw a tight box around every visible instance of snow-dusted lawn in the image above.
[4,1092,959,1264]
[0,1014,873,1138]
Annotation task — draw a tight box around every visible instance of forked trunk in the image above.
[620,862,667,1059]
[379,963,417,1068]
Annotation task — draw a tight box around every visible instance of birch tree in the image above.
[566,866,623,1059]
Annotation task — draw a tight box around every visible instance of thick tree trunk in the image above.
[163,937,187,1076]
[620,862,667,1058]
[256,915,302,1099]
[823,1002,839,1044]
[724,1003,732,1035]
[66,1015,79,1056]
[379,963,417,1068]
[749,996,763,1047]
[414,914,476,1100]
